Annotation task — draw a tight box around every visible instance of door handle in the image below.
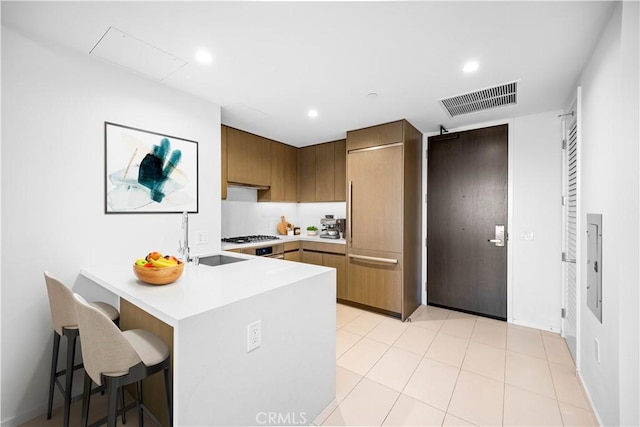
[348,181,353,243]
[348,254,398,264]
[488,224,505,247]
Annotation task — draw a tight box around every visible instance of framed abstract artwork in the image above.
[104,122,198,213]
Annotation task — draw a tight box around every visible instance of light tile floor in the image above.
[316,303,598,427]
[20,391,149,427]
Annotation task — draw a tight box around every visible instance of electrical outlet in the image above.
[247,320,262,352]
[196,231,209,245]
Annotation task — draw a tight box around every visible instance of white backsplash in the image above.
[222,187,346,237]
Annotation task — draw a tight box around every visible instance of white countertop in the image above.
[221,235,346,251]
[80,253,333,326]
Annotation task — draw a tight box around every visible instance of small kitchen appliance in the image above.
[320,215,341,239]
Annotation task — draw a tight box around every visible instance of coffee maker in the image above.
[320,215,342,239]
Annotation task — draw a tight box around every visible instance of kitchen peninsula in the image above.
[79,254,336,426]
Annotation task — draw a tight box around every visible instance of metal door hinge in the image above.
[562,196,567,206]
[562,252,576,263]
[562,139,567,149]
[561,308,567,318]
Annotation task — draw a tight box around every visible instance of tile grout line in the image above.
[542,332,570,426]
[373,313,423,427]
[322,308,369,426]
[440,316,476,425]
[502,321,511,427]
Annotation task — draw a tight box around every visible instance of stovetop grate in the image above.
[222,235,281,244]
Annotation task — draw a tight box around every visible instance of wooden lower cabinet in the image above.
[300,242,346,299]
[284,241,301,262]
[302,250,323,265]
[284,250,300,262]
[345,250,403,315]
[323,252,347,300]
[226,241,346,297]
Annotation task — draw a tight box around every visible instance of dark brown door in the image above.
[427,124,508,319]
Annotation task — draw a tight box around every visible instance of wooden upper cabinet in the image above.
[298,139,346,202]
[334,139,346,201]
[298,146,316,202]
[258,141,298,202]
[346,120,403,151]
[315,143,335,202]
[283,143,298,201]
[226,127,271,187]
[223,126,343,202]
[221,125,228,200]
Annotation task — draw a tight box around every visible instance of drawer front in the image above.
[302,250,323,266]
[302,241,346,255]
[284,250,300,262]
[284,241,300,252]
[346,250,402,313]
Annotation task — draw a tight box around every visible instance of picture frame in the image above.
[104,122,198,214]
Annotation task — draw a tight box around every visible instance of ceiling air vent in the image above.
[439,81,518,117]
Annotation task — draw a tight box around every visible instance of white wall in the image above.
[576,2,639,426]
[510,112,564,331]
[1,27,222,424]
[222,187,346,237]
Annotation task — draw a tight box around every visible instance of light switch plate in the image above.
[196,231,209,245]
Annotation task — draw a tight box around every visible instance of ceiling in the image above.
[2,1,616,146]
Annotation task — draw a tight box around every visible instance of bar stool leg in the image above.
[120,387,127,424]
[47,332,61,420]
[136,380,144,427]
[63,330,78,427]
[106,379,119,427]
[81,373,92,427]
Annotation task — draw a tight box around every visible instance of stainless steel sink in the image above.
[198,254,248,267]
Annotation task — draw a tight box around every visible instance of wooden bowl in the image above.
[133,261,184,285]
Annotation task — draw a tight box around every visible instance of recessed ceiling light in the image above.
[308,109,318,118]
[463,61,479,73]
[195,49,213,64]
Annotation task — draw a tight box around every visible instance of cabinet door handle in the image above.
[348,181,353,243]
[348,254,398,264]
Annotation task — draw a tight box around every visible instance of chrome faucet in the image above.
[178,211,191,262]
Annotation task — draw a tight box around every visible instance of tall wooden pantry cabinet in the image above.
[344,120,422,321]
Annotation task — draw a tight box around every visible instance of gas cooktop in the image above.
[221,235,281,244]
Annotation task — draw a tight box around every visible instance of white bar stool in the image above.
[44,271,120,427]
[73,293,172,427]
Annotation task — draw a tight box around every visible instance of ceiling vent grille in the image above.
[439,81,518,117]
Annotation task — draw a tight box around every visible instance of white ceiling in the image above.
[2,1,616,146]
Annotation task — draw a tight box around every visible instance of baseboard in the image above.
[577,370,603,426]
[1,401,50,427]
[510,318,562,334]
